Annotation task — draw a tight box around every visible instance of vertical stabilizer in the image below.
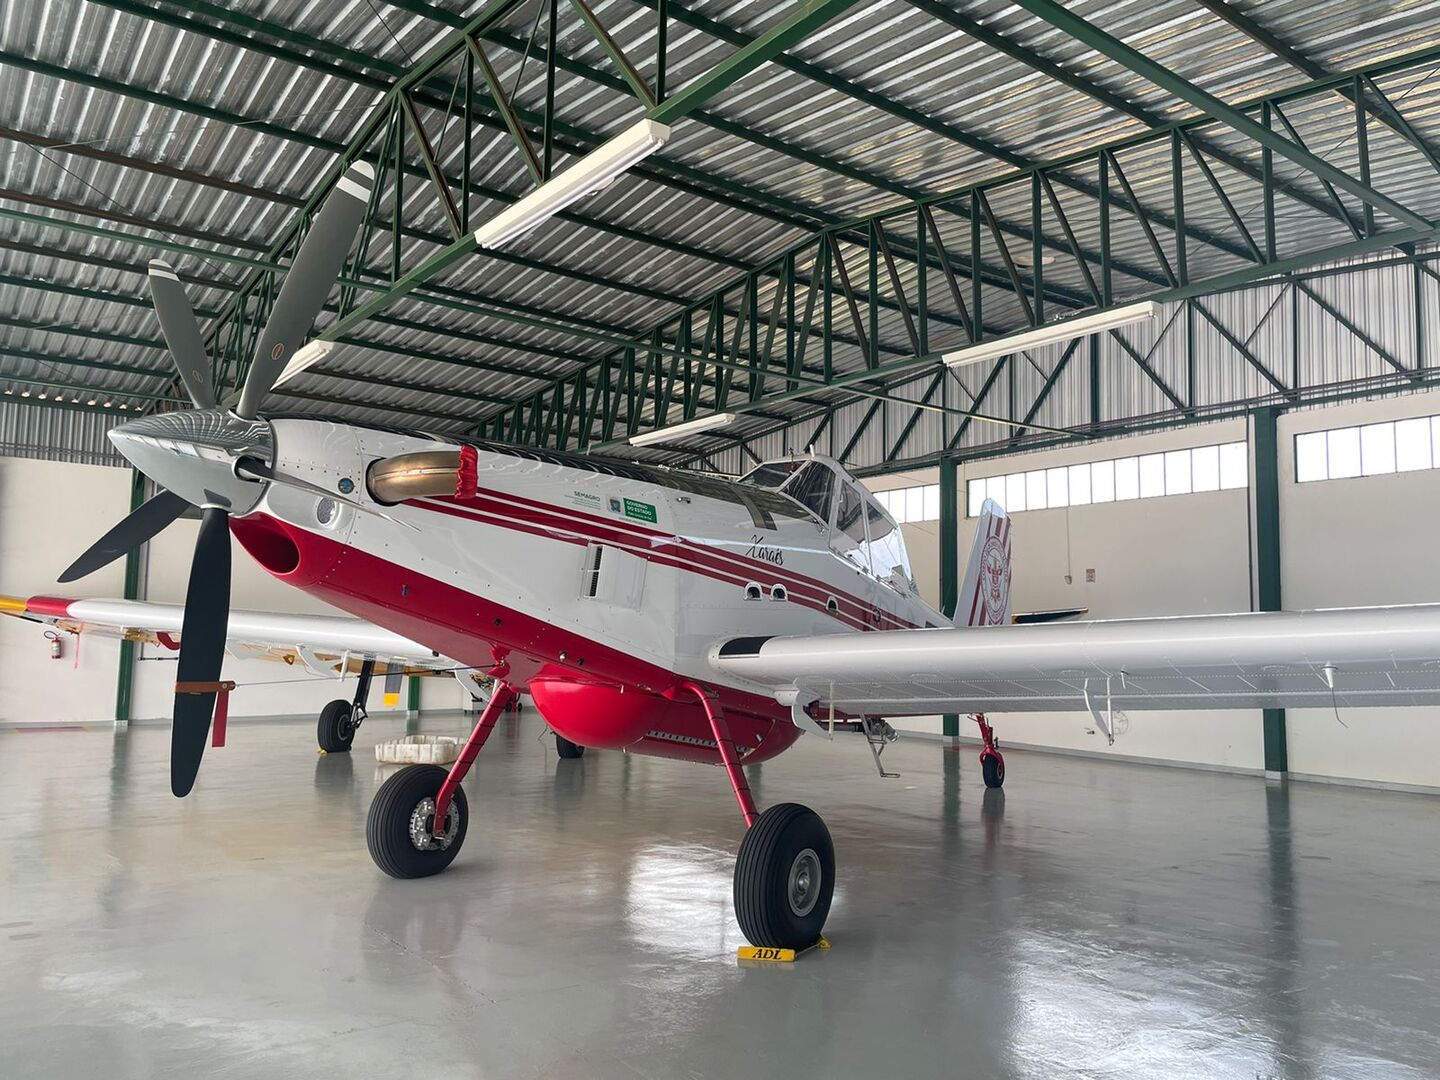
[958,499,1012,627]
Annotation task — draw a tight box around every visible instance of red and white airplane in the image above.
[31,164,1440,950]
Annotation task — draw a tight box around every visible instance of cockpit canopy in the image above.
[740,454,915,592]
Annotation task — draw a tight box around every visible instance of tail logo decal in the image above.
[981,530,1011,625]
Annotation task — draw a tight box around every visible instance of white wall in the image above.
[0,458,129,724]
[874,395,1440,789]
[1279,394,1440,788]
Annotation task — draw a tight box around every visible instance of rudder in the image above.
[957,499,1012,627]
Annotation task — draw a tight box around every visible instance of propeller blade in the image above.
[171,506,232,798]
[236,162,374,420]
[58,488,190,583]
[148,261,216,409]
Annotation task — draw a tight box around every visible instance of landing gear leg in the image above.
[318,658,375,753]
[974,713,1005,789]
[685,683,834,950]
[366,682,516,878]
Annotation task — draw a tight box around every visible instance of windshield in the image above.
[782,462,835,524]
[739,461,804,490]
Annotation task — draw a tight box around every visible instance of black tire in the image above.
[317,699,355,753]
[366,765,468,879]
[555,733,585,760]
[982,753,1005,789]
[734,802,834,950]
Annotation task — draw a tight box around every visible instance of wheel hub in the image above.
[787,847,822,917]
[408,796,459,852]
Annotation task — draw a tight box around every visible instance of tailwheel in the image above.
[734,803,835,950]
[555,733,585,760]
[317,699,356,753]
[367,765,468,879]
[981,750,1005,789]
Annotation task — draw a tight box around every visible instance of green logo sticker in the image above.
[622,497,657,523]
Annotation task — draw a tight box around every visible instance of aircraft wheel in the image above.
[367,765,468,879]
[734,802,834,950]
[317,699,356,753]
[981,751,1005,789]
[555,734,585,760]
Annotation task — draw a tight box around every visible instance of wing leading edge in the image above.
[710,605,1440,715]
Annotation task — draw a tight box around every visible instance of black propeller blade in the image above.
[148,260,216,409]
[171,506,232,798]
[57,488,190,583]
[235,162,374,420]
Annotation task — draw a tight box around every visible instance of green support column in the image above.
[114,468,145,725]
[939,458,961,739]
[1253,407,1287,776]
[407,674,422,717]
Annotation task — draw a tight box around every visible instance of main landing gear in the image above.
[974,713,1005,789]
[685,684,835,951]
[367,683,516,878]
[317,658,376,754]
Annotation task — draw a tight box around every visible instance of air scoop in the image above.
[109,408,274,514]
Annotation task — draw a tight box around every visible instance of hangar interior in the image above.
[4,0,1440,1076]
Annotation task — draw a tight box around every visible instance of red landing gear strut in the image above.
[682,683,834,951]
[432,682,517,828]
[974,713,1005,789]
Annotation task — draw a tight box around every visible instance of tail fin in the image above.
[958,499,1012,627]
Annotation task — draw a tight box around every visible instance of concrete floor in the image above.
[2,713,1439,1079]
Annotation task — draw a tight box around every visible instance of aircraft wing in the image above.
[0,594,453,679]
[710,605,1440,717]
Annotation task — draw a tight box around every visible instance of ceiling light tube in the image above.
[274,339,336,388]
[942,301,1162,368]
[629,412,737,447]
[474,119,672,251]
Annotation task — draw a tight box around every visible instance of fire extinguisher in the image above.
[44,630,63,660]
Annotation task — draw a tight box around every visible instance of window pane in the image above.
[1138,454,1165,498]
[1220,442,1249,489]
[1192,444,1220,491]
[968,480,985,517]
[1091,460,1115,503]
[1114,457,1140,500]
[1294,431,1328,482]
[1025,470,1047,510]
[1068,463,1091,504]
[923,484,941,520]
[1005,472,1027,512]
[1395,417,1431,472]
[1360,422,1396,476]
[987,475,1006,507]
[1164,450,1192,495]
[905,487,924,522]
[1327,427,1361,479]
[1046,467,1069,508]
[1433,417,1440,465]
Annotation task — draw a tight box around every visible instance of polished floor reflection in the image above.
[2,712,1438,1078]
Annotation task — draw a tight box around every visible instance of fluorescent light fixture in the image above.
[274,339,336,388]
[629,412,737,447]
[942,301,1162,368]
[474,119,672,250]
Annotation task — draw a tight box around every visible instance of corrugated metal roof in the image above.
[3,0,1440,463]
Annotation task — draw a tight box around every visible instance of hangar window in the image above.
[1295,415,1440,482]
[870,483,941,524]
[966,441,1248,516]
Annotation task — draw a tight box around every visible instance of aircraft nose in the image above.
[109,408,275,513]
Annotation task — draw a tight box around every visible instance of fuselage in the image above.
[207,415,947,765]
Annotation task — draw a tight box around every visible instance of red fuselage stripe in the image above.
[425,490,920,632]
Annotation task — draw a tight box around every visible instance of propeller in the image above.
[58,488,190,583]
[236,162,373,420]
[59,158,375,797]
[171,506,232,797]
[148,260,216,409]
